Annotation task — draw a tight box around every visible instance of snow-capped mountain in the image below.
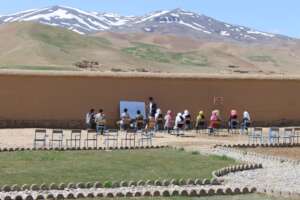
[115,8,290,42]
[0,6,291,42]
[0,5,134,34]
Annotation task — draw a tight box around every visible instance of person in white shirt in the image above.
[120,108,131,130]
[183,110,192,130]
[85,109,95,129]
[155,108,164,131]
[174,113,184,134]
[241,111,251,134]
[95,109,106,135]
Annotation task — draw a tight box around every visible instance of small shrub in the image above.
[178,147,185,151]
[103,181,112,188]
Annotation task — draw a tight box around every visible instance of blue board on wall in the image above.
[119,101,146,118]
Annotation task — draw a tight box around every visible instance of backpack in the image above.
[179,116,184,123]
[89,113,95,124]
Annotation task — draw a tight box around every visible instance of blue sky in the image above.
[1,0,299,38]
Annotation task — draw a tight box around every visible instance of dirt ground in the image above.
[240,147,300,160]
[0,128,248,149]
[1,128,299,161]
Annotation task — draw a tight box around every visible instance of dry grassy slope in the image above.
[0,22,154,71]
[0,22,300,74]
[95,32,300,74]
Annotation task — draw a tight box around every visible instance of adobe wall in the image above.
[0,72,299,128]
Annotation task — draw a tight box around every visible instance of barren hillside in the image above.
[0,22,300,74]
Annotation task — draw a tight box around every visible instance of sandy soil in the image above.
[0,128,248,149]
[240,147,300,160]
[1,128,299,161]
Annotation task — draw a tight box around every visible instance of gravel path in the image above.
[198,147,300,197]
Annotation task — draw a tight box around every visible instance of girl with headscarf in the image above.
[174,113,185,132]
[183,110,192,130]
[164,110,173,133]
[155,108,164,131]
[241,111,251,134]
[209,110,221,134]
[195,111,205,132]
[228,109,238,133]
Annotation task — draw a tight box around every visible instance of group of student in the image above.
[85,97,251,134]
[85,108,106,134]
[118,97,193,133]
[208,109,251,134]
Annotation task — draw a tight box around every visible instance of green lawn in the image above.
[0,149,235,185]
[77,194,287,200]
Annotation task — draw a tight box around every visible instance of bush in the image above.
[191,151,199,155]
[178,147,185,151]
[103,181,112,188]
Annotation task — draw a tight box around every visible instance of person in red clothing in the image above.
[228,109,239,133]
[209,110,221,134]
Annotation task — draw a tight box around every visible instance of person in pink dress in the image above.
[164,110,174,133]
[209,110,221,134]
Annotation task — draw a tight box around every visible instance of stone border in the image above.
[217,146,300,165]
[0,145,169,153]
[212,163,263,179]
[219,143,300,149]
[0,177,224,192]
[0,186,258,200]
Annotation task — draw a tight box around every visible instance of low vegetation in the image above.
[0,149,235,185]
[74,60,100,69]
[28,25,112,50]
[122,42,208,66]
[248,55,277,65]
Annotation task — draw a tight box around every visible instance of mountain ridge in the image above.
[0,5,294,42]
